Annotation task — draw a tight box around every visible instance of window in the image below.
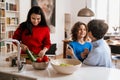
[92,0,120,35]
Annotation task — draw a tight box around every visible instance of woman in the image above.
[13,6,51,57]
[66,21,92,62]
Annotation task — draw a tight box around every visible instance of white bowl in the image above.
[51,59,82,74]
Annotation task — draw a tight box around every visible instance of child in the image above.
[66,21,92,62]
[83,19,113,68]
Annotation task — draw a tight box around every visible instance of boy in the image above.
[83,19,113,68]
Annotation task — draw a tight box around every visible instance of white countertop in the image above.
[0,64,120,80]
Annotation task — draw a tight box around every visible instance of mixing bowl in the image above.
[51,59,82,74]
[32,61,49,70]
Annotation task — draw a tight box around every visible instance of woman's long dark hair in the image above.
[20,6,48,35]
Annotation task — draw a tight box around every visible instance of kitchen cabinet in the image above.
[0,72,36,80]
[0,0,19,54]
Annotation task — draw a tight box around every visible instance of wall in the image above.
[19,0,92,55]
[19,0,31,23]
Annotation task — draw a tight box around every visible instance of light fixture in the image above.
[77,0,94,17]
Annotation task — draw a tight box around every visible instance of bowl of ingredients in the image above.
[32,55,50,70]
[51,59,82,74]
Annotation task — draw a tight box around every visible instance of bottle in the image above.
[26,49,36,62]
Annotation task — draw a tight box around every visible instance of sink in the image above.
[0,64,37,80]
[0,72,37,80]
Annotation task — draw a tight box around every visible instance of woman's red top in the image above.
[13,25,51,55]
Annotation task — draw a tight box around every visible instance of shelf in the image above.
[0,0,19,54]
[6,24,18,27]
[5,10,19,13]
[0,17,5,18]
[0,2,5,9]
[105,33,120,37]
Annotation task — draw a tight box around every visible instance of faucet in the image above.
[0,39,24,72]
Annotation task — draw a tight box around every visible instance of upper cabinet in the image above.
[0,0,19,54]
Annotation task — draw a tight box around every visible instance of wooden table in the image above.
[106,39,120,66]
[62,40,71,58]
[106,39,120,54]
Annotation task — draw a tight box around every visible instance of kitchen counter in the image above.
[0,64,120,80]
[106,39,120,46]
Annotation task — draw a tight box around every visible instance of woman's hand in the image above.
[38,47,48,58]
[20,44,28,51]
